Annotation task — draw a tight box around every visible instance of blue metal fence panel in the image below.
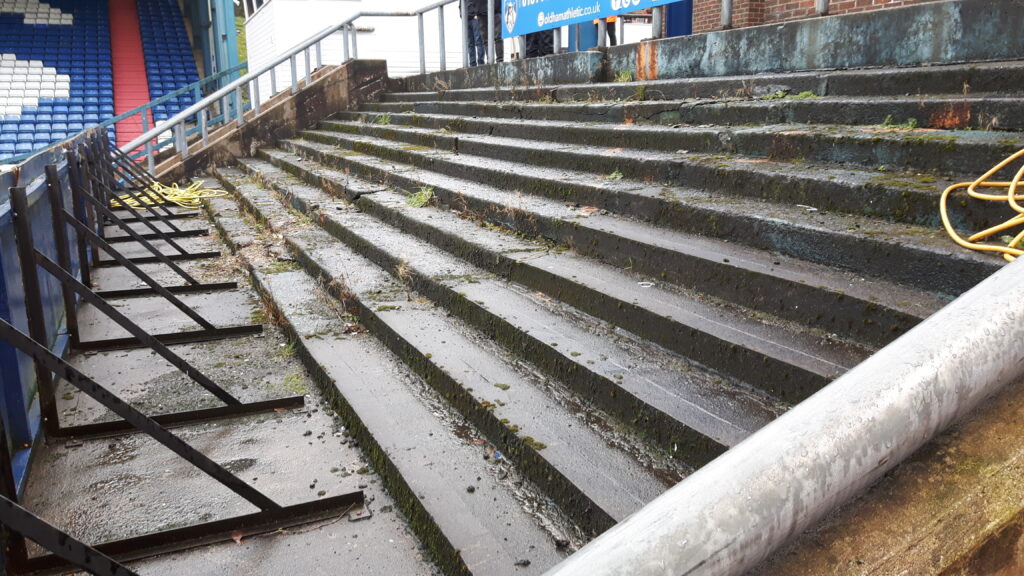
[0,131,94,490]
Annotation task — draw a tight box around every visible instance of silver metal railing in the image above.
[122,0,672,168]
[545,256,1024,575]
[122,1,462,168]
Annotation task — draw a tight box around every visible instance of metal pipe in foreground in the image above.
[721,0,733,28]
[545,257,1024,576]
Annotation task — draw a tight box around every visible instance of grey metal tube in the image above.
[552,27,561,55]
[418,13,426,73]
[486,0,495,64]
[721,0,733,28]
[461,0,469,68]
[545,257,1024,576]
[289,54,298,93]
[199,109,208,146]
[816,0,829,15]
[351,23,358,59]
[597,18,607,47]
[652,6,664,38]
[342,26,350,60]
[303,47,311,85]
[438,6,446,71]
[174,124,187,159]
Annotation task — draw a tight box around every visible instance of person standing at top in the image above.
[594,16,618,46]
[461,0,485,66]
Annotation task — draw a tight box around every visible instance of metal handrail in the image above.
[0,63,247,166]
[545,257,1024,575]
[120,1,461,170]
[119,0,671,170]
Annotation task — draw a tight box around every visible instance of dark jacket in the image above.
[462,0,499,17]
[464,0,486,18]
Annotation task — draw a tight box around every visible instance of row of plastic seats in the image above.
[137,0,200,121]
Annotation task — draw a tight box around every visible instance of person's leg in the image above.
[607,22,617,46]
[492,16,504,62]
[528,32,544,58]
[539,29,554,56]
[468,18,483,66]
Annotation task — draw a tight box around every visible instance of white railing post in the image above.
[461,0,469,68]
[342,25,350,60]
[175,123,188,159]
[553,27,561,54]
[438,6,446,71]
[234,87,244,126]
[304,47,312,85]
[290,54,298,93]
[199,108,208,146]
[487,0,495,64]
[418,12,426,73]
[270,67,277,94]
[351,23,358,58]
[252,78,261,115]
[315,40,322,68]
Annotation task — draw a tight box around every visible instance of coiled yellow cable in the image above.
[113,181,229,210]
[940,148,1024,262]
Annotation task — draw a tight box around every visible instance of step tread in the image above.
[236,156,787,447]
[381,60,1024,101]
[219,165,710,523]
[281,135,952,319]
[206,190,566,575]
[327,113,1024,158]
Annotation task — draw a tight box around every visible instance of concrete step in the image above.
[302,121,1004,232]
[257,144,913,363]
[361,95,1024,132]
[328,111,1024,178]
[228,157,789,453]
[253,147,875,401]
[380,61,1024,103]
[283,130,997,299]
[205,184,568,575]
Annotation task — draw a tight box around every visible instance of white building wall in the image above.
[246,0,500,98]
[245,0,655,99]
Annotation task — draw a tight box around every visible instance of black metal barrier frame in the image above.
[0,316,363,576]
[0,130,358,575]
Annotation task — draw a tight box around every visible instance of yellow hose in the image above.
[940,148,1024,262]
[112,181,229,210]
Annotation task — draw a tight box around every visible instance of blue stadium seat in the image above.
[0,1,115,160]
[137,0,201,123]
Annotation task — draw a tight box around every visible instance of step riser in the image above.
[330,113,1021,178]
[264,145,838,404]
[361,99,1024,132]
[297,130,998,297]
[279,138,930,350]
[220,171,633,539]
[208,205,475,576]
[380,64,1024,103]
[238,156,732,462]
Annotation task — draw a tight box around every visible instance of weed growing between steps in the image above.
[406,185,435,207]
